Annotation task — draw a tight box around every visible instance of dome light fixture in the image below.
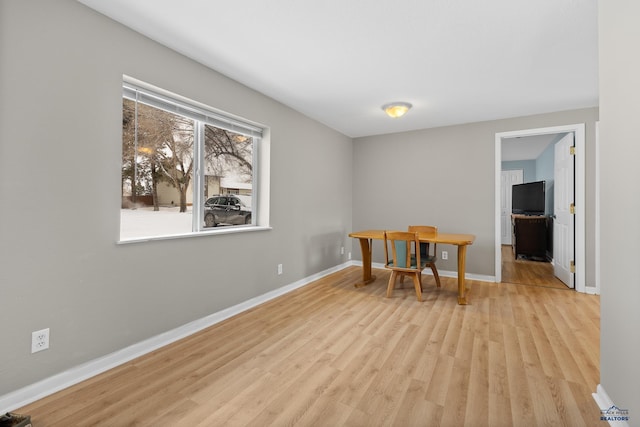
[382,102,412,118]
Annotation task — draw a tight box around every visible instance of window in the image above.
[120,77,263,241]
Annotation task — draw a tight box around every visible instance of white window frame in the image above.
[119,76,270,243]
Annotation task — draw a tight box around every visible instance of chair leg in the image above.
[431,264,441,288]
[387,271,398,298]
[412,273,423,302]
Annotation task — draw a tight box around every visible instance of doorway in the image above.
[494,124,586,292]
[501,245,568,289]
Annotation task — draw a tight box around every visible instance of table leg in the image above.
[457,244,470,304]
[355,238,376,287]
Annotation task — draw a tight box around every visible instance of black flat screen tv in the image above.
[512,180,545,215]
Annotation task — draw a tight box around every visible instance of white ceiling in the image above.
[501,134,563,161]
[77,0,598,138]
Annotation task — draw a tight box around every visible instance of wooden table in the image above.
[348,230,476,304]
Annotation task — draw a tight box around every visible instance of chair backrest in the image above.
[408,225,438,258]
[384,231,421,270]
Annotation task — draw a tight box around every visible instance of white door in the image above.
[553,133,575,288]
[501,170,523,245]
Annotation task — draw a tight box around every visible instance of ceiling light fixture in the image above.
[382,102,412,118]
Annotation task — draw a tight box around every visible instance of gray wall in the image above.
[599,0,640,414]
[0,0,352,395]
[352,108,599,281]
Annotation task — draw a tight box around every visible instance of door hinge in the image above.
[570,146,576,155]
[570,260,576,273]
[569,203,575,214]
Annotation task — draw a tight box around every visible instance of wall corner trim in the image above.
[593,384,631,427]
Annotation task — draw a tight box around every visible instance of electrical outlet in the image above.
[348,252,351,260]
[31,328,50,353]
[277,263,283,275]
[441,251,448,260]
[340,246,345,255]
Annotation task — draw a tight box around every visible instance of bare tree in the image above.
[122,101,138,204]
[123,98,254,213]
[123,100,162,207]
[155,115,194,212]
[204,125,253,183]
[122,99,194,212]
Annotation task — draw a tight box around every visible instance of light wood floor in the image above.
[18,266,600,426]
[501,245,569,290]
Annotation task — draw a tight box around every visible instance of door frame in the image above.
[594,121,600,294]
[500,169,523,245]
[494,123,586,292]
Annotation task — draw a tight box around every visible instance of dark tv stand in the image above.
[511,214,549,260]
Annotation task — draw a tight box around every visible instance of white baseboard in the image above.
[366,261,496,283]
[585,286,600,295]
[593,384,631,427]
[0,260,494,413]
[0,262,352,414]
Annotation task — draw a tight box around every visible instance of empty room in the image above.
[1,1,638,426]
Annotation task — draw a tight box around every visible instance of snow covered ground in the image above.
[120,207,195,240]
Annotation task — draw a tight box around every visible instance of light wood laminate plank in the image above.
[18,266,600,427]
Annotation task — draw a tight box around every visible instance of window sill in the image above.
[117,225,272,245]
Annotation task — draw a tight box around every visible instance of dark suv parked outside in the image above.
[204,195,252,227]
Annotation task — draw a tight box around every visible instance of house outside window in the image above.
[120,77,263,241]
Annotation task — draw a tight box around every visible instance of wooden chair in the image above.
[408,225,441,288]
[383,231,427,301]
